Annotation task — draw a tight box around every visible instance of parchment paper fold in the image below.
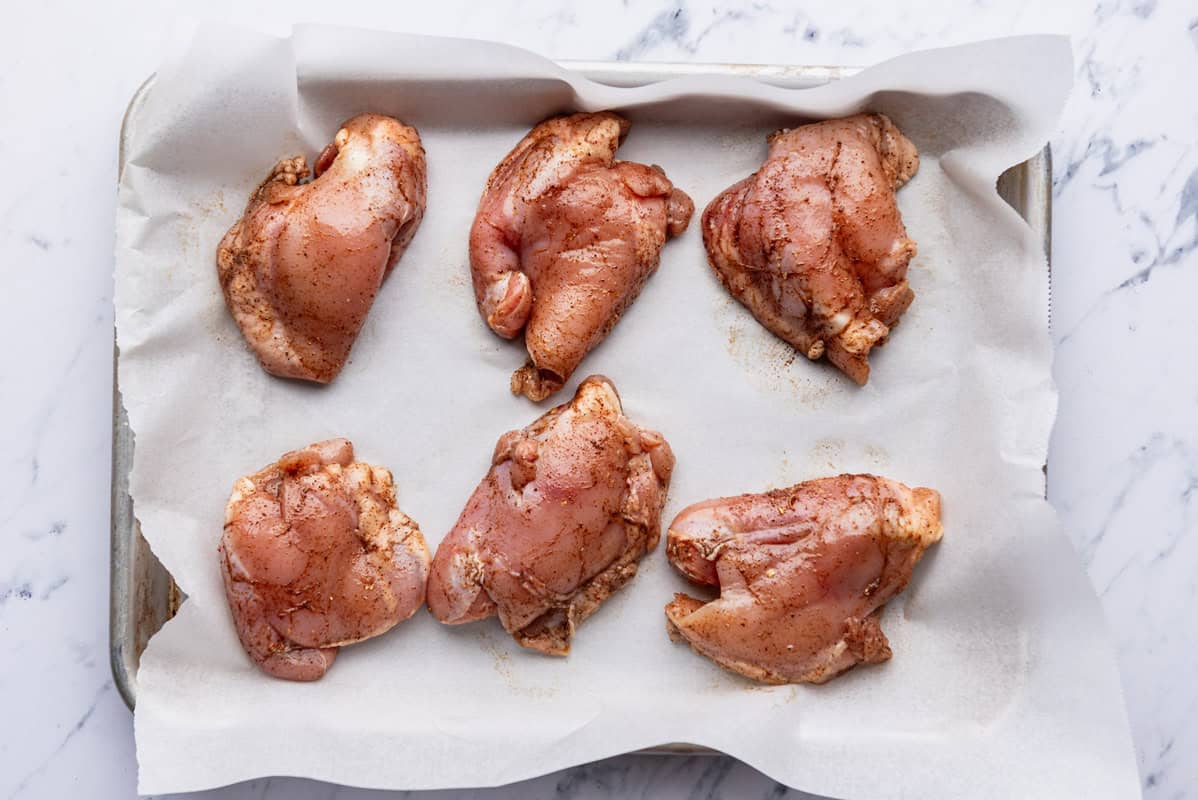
[115,25,1137,797]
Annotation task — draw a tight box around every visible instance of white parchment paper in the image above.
[114,24,1139,797]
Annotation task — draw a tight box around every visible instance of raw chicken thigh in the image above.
[665,475,942,684]
[427,376,674,654]
[703,113,919,384]
[218,114,427,383]
[219,439,430,681]
[470,112,694,401]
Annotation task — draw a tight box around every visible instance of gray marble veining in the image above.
[2,0,1193,797]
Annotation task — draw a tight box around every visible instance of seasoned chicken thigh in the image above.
[703,113,919,384]
[219,439,430,681]
[427,376,674,654]
[470,112,694,401]
[218,114,427,383]
[665,475,942,684]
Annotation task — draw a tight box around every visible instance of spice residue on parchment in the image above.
[477,630,558,699]
[717,298,841,409]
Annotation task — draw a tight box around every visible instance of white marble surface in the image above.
[2,0,1193,797]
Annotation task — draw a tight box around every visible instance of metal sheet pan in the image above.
[111,62,1052,718]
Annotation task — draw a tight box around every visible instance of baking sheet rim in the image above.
[109,59,1052,764]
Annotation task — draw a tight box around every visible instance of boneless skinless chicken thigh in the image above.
[218,114,427,383]
[665,475,942,684]
[427,376,674,654]
[220,439,430,680]
[704,113,920,384]
[470,112,694,401]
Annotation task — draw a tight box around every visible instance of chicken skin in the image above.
[217,114,427,383]
[665,475,942,684]
[219,439,430,681]
[427,376,674,654]
[470,112,694,401]
[703,113,919,384]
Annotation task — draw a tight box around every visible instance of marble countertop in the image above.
[3,1,1193,797]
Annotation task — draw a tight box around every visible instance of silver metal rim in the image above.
[111,62,1052,759]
